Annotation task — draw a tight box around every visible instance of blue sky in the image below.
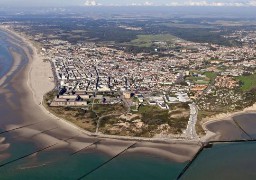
[1,0,256,7]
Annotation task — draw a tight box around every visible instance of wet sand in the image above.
[0,26,201,165]
[0,137,10,161]
[233,113,256,139]
[201,105,256,142]
[0,48,22,87]
[126,142,201,163]
[203,119,250,141]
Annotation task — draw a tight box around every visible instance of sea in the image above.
[0,31,13,78]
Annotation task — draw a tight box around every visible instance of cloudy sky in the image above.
[1,0,256,7]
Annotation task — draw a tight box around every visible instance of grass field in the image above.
[203,71,217,80]
[138,105,169,125]
[209,20,256,27]
[93,104,126,116]
[237,74,256,91]
[186,75,210,85]
[129,34,179,47]
[161,22,214,29]
[186,71,217,85]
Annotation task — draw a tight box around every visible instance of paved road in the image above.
[185,103,199,139]
[95,113,121,134]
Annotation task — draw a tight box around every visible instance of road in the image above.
[95,113,121,134]
[185,102,199,140]
[196,73,219,103]
[119,91,133,113]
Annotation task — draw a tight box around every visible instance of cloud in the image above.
[130,1,154,6]
[248,0,256,6]
[84,0,101,6]
[165,1,256,6]
[144,1,154,6]
[121,0,256,7]
[1,0,256,7]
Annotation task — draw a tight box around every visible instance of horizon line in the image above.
[2,5,256,8]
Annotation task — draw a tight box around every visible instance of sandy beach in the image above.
[0,26,202,164]
[126,142,201,163]
[202,103,256,126]
[200,103,256,142]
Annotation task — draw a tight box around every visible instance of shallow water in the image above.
[233,113,256,139]
[181,142,256,180]
[0,31,15,78]
[84,153,186,180]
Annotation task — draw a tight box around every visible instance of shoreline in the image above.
[0,45,23,87]
[200,103,256,142]
[11,24,198,143]
[0,26,203,163]
[1,27,256,144]
[3,25,256,144]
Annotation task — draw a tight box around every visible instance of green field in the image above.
[186,75,210,85]
[237,74,256,91]
[138,105,169,125]
[129,34,178,47]
[161,22,213,29]
[203,71,217,80]
[186,71,217,85]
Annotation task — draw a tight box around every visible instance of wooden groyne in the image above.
[77,142,137,180]
[177,144,205,179]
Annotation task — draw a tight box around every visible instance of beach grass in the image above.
[43,91,97,132]
[93,104,126,116]
[138,105,189,134]
[139,105,169,125]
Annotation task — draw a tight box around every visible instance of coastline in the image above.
[3,25,256,144]
[3,26,198,143]
[200,103,256,142]
[0,26,202,163]
[0,26,94,135]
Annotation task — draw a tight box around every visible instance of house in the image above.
[123,91,131,99]
[50,97,87,107]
